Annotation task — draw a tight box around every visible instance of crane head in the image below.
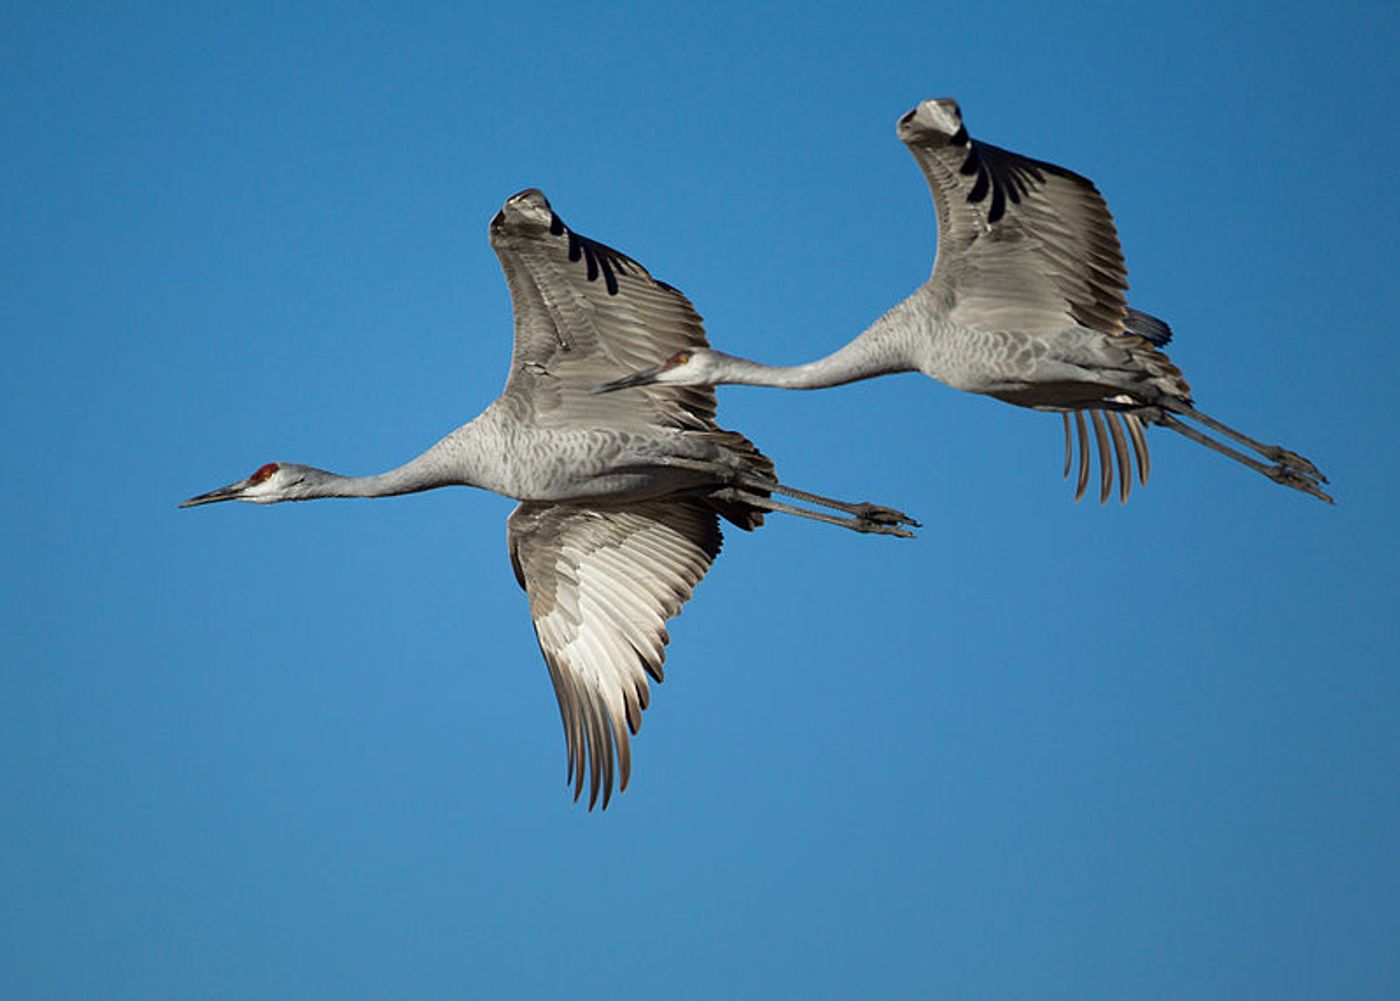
[591,349,720,393]
[491,187,554,235]
[180,462,321,507]
[897,98,965,148]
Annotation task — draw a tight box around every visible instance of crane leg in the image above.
[714,488,916,538]
[652,456,920,534]
[1155,411,1332,503]
[761,481,920,528]
[1163,403,1327,482]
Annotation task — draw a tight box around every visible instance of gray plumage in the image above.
[597,98,1329,504]
[182,188,918,809]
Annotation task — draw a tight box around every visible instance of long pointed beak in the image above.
[179,481,247,508]
[591,363,665,395]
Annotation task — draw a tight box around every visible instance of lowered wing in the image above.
[507,498,723,809]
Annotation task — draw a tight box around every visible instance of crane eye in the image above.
[668,350,692,367]
[249,463,279,484]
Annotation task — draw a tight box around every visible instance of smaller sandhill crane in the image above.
[182,188,918,809]
[596,98,1329,505]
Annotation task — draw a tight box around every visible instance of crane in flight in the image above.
[182,188,918,809]
[597,98,1330,505]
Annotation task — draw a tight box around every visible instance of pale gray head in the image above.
[180,462,333,507]
[896,97,965,148]
[591,348,729,393]
[490,187,554,235]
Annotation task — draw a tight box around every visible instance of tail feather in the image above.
[702,427,775,530]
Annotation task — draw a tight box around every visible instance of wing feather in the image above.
[507,498,722,809]
[902,102,1132,338]
[489,189,717,432]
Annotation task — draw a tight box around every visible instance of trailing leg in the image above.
[653,455,920,534]
[1161,401,1327,482]
[763,481,920,528]
[712,488,917,538]
[1155,410,1331,503]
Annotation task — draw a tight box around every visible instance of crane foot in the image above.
[851,517,917,538]
[1268,465,1333,504]
[1261,446,1327,483]
[849,502,922,528]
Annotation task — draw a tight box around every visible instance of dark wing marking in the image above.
[906,120,1133,338]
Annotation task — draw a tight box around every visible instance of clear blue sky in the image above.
[4,2,1397,998]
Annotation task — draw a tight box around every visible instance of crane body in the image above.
[597,99,1329,505]
[183,188,918,809]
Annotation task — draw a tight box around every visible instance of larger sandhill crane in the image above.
[181,188,918,809]
[598,98,1330,504]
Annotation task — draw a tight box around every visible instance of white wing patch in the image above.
[507,499,722,809]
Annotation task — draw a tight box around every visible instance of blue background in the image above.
[4,2,1397,997]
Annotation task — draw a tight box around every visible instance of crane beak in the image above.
[179,480,248,508]
[591,364,664,395]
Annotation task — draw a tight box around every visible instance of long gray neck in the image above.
[302,421,494,499]
[713,305,917,389]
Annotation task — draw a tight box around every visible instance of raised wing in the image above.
[488,188,718,432]
[507,498,722,809]
[898,99,1130,337]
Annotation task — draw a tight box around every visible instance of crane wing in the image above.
[507,498,722,809]
[489,188,718,432]
[907,123,1131,338]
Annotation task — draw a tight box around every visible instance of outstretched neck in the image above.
[321,460,449,500]
[303,425,492,499]
[711,311,915,390]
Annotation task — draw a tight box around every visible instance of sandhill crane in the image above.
[597,98,1330,505]
[181,188,918,809]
